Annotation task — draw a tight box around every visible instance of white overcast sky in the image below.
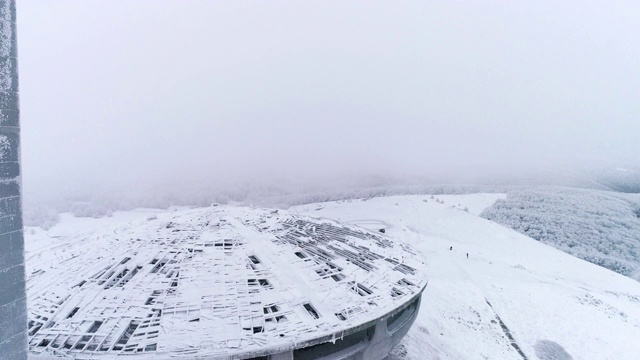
[17,1,640,197]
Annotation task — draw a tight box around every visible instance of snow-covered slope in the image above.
[293,194,640,360]
[24,194,640,359]
[481,188,640,281]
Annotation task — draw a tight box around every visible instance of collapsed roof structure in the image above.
[27,206,427,359]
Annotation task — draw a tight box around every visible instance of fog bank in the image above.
[18,1,640,203]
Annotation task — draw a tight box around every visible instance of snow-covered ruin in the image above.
[26,206,427,359]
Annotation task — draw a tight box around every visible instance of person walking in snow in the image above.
[466,253,469,259]
[450,246,453,251]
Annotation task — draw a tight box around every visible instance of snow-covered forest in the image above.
[22,183,511,229]
[481,187,640,281]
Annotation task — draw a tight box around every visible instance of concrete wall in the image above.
[250,294,422,360]
[0,0,27,359]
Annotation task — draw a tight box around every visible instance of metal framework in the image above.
[26,207,427,359]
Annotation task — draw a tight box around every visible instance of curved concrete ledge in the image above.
[254,291,424,360]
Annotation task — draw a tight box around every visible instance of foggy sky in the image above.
[17,1,640,199]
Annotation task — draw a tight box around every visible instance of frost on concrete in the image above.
[0,133,10,159]
[26,206,427,359]
[0,0,27,359]
[534,340,572,360]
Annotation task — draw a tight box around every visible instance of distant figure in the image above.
[379,228,385,233]
[466,253,469,259]
[449,246,452,251]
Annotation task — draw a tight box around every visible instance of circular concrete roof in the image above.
[27,206,427,359]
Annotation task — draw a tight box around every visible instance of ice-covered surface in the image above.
[293,194,640,360]
[25,206,426,358]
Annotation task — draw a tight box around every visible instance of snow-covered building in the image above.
[26,206,427,359]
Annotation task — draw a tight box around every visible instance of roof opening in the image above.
[398,278,415,287]
[391,287,404,298]
[349,282,373,296]
[87,321,103,333]
[37,339,50,348]
[150,260,167,273]
[72,280,87,288]
[28,323,43,336]
[115,321,140,347]
[393,263,416,275]
[303,303,320,319]
[66,307,80,319]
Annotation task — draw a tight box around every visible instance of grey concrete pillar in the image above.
[0,0,27,359]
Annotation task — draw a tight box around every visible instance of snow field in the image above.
[293,194,640,360]
[24,193,640,359]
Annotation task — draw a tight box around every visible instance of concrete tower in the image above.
[0,0,27,359]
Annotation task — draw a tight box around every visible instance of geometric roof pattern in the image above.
[27,206,427,359]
